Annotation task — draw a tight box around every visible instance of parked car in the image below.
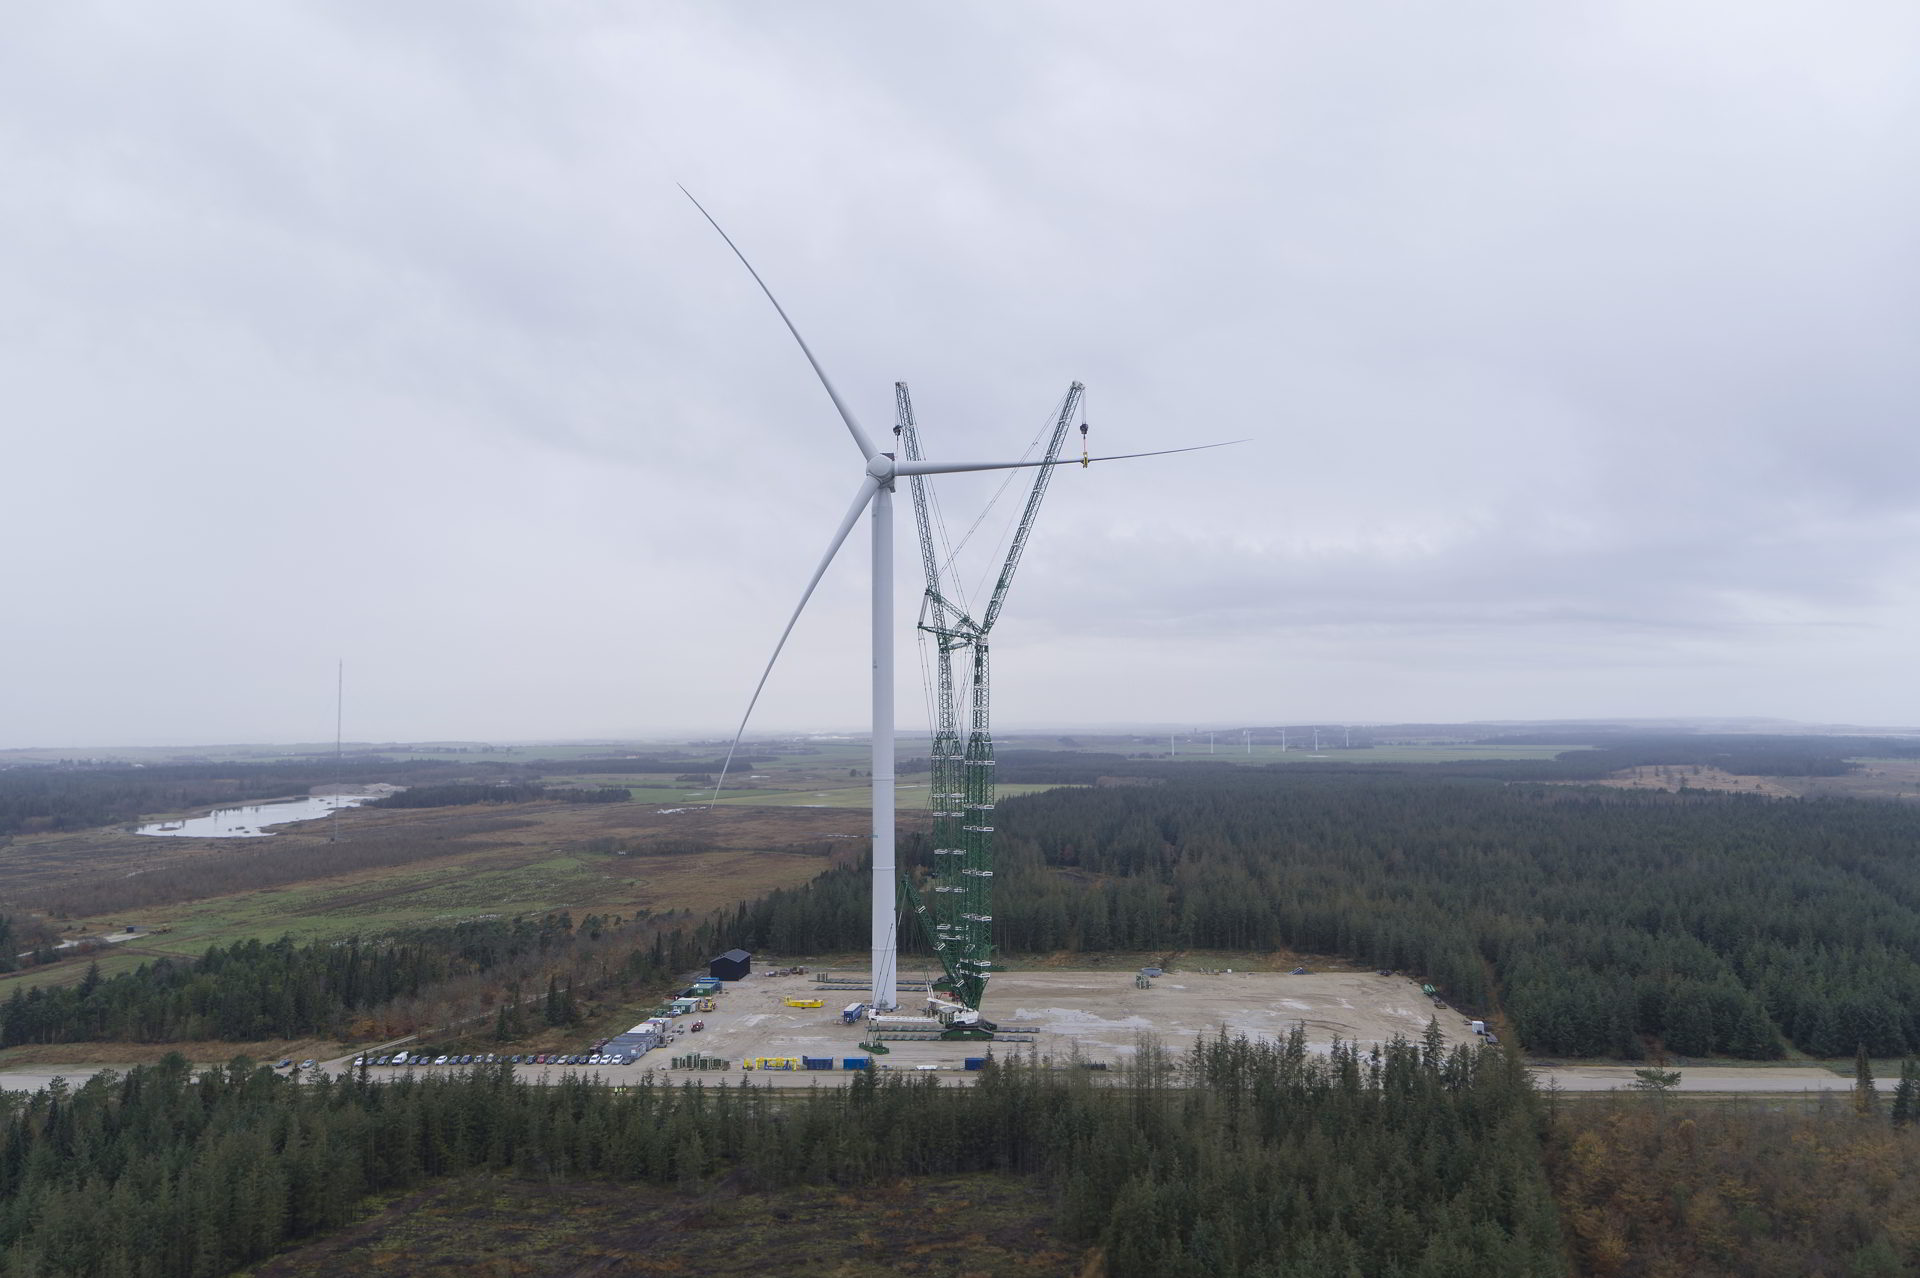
[434,1055,450,1066]
[275,1059,292,1070]
[299,1060,317,1071]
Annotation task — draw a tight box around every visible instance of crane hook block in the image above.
[1079,421,1090,468]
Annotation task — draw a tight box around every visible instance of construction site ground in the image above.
[627,967,1478,1086]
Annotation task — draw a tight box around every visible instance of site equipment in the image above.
[898,380,1082,1011]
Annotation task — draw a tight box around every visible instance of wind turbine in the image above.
[685,190,1234,1010]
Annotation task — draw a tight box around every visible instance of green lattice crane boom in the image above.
[897,381,1083,1009]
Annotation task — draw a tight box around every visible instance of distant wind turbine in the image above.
[684,189,1239,1009]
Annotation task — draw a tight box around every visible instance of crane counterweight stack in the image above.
[899,381,1083,1010]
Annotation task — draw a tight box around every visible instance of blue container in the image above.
[964,1058,987,1071]
[842,1057,871,1070]
[802,1057,833,1070]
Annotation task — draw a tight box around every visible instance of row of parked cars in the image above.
[350,1051,640,1068]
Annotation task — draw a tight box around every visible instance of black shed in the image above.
[709,949,752,982]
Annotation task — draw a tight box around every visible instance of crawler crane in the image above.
[896,382,1083,1011]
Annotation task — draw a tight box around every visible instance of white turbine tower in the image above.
[686,191,1233,1010]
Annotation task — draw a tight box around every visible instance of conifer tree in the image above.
[1891,1060,1918,1127]
[1854,1043,1879,1115]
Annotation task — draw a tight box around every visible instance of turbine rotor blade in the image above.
[680,186,879,461]
[707,475,883,805]
[895,439,1246,477]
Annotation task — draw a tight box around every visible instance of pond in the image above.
[137,793,375,838]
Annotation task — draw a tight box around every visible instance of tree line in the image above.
[0,1030,1559,1278]
[0,912,673,1047]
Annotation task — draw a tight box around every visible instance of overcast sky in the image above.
[3,2,1918,748]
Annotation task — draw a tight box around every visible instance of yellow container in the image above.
[782,998,825,1009]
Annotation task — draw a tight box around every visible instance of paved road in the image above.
[0,1058,1875,1097]
[1532,1064,1859,1092]
[0,1068,121,1092]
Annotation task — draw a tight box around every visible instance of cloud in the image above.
[2,2,1917,745]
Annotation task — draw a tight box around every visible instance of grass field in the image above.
[0,799,875,992]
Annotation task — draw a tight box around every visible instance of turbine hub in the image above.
[865,453,897,482]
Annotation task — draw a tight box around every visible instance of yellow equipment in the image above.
[697,998,716,1012]
[783,998,824,1009]
[745,1057,801,1071]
